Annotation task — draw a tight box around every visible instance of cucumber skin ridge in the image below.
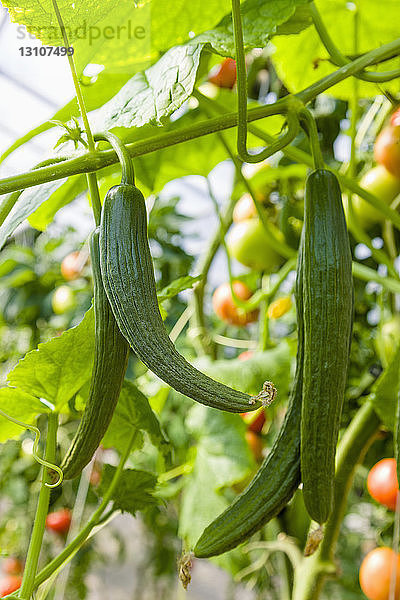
[61,229,129,480]
[301,169,354,524]
[99,184,265,414]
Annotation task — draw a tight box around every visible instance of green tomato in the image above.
[375,315,400,367]
[226,219,284,272]
[52,285,76,315]
[348,165,400,230]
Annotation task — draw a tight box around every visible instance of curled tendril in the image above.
[0,409,63,488]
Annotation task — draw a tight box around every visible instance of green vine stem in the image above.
[298,108,324,170]
[2,34,400,197]
[292,402,381,600]
[32,430,138,591]
[352,262,400,295]
[19,412,59,600]
[231,0,300,164]
[51,0,102,225]
[93,132,135,186]
[309,2,400,83]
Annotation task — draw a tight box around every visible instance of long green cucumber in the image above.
[193,246,304,558]
[61,229,130,479]
[301,169,353,524]
[99,184,271,413]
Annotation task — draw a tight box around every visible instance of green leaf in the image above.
[195,341,293,398]
[28,175,87,231]
[369,343,400,431]
[179,404,254,546]
[0,388,50,443]
[102,380,169,456]
[157,275,202,303]
[98,465,158,516]
[7,307,95,411]
[94,43,205,130]
[272,0,400,99]
[195,0,310,56]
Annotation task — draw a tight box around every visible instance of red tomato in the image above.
[237,350,254,361]
[2,557,23,576]
[245,430,263,462]
[208,58,237,89]
[359,547,400,600]
[367,458,399,510]
[45,508,72,534]
[61,251,85,281]
[0,574,22,596]
[212,281,258,326]
[233,194,258,223]
[374,125,400,179]
[241,408,266,433]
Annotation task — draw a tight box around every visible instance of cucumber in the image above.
[61,229,129,479]
[193,246,304,558]
[301,169,353,524]
[99,184,271,413]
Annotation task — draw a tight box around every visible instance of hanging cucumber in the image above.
[301,169,353,524]
[61,229,130,479]
[193,245,304,558]
[99,182,274,413]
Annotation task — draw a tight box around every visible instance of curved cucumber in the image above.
[301,169,353,524]
[99,184,270,413]
[61,230,129,479]
[193,247,304,558]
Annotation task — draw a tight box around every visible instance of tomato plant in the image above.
[359,547,400,600]
[1,2,400,600]
[45,509,72,534]
[208,58,237,89]
[212,281,258,326]
[367,458,399,510]
[227,219,284,272]
[374,125,400,179]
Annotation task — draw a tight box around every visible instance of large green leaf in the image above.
[196,0,311,56]
[94,43,204,130]
[98,465,158,516]
[7,307,95,411]
[272,0,400,99]
[0,388,50,443]
[102,380,169,456]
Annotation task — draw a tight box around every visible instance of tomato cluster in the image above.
[352,110,400,229]
[359,459,400,600]
[0,558,23,597]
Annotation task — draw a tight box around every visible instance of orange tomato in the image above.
[367,458,399,510]
[61,251,86,281]
[374,125,400,179]
[208,58,237,89]
[0,574,22,596]
[359,547,400,600]
[212,281,258,326]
